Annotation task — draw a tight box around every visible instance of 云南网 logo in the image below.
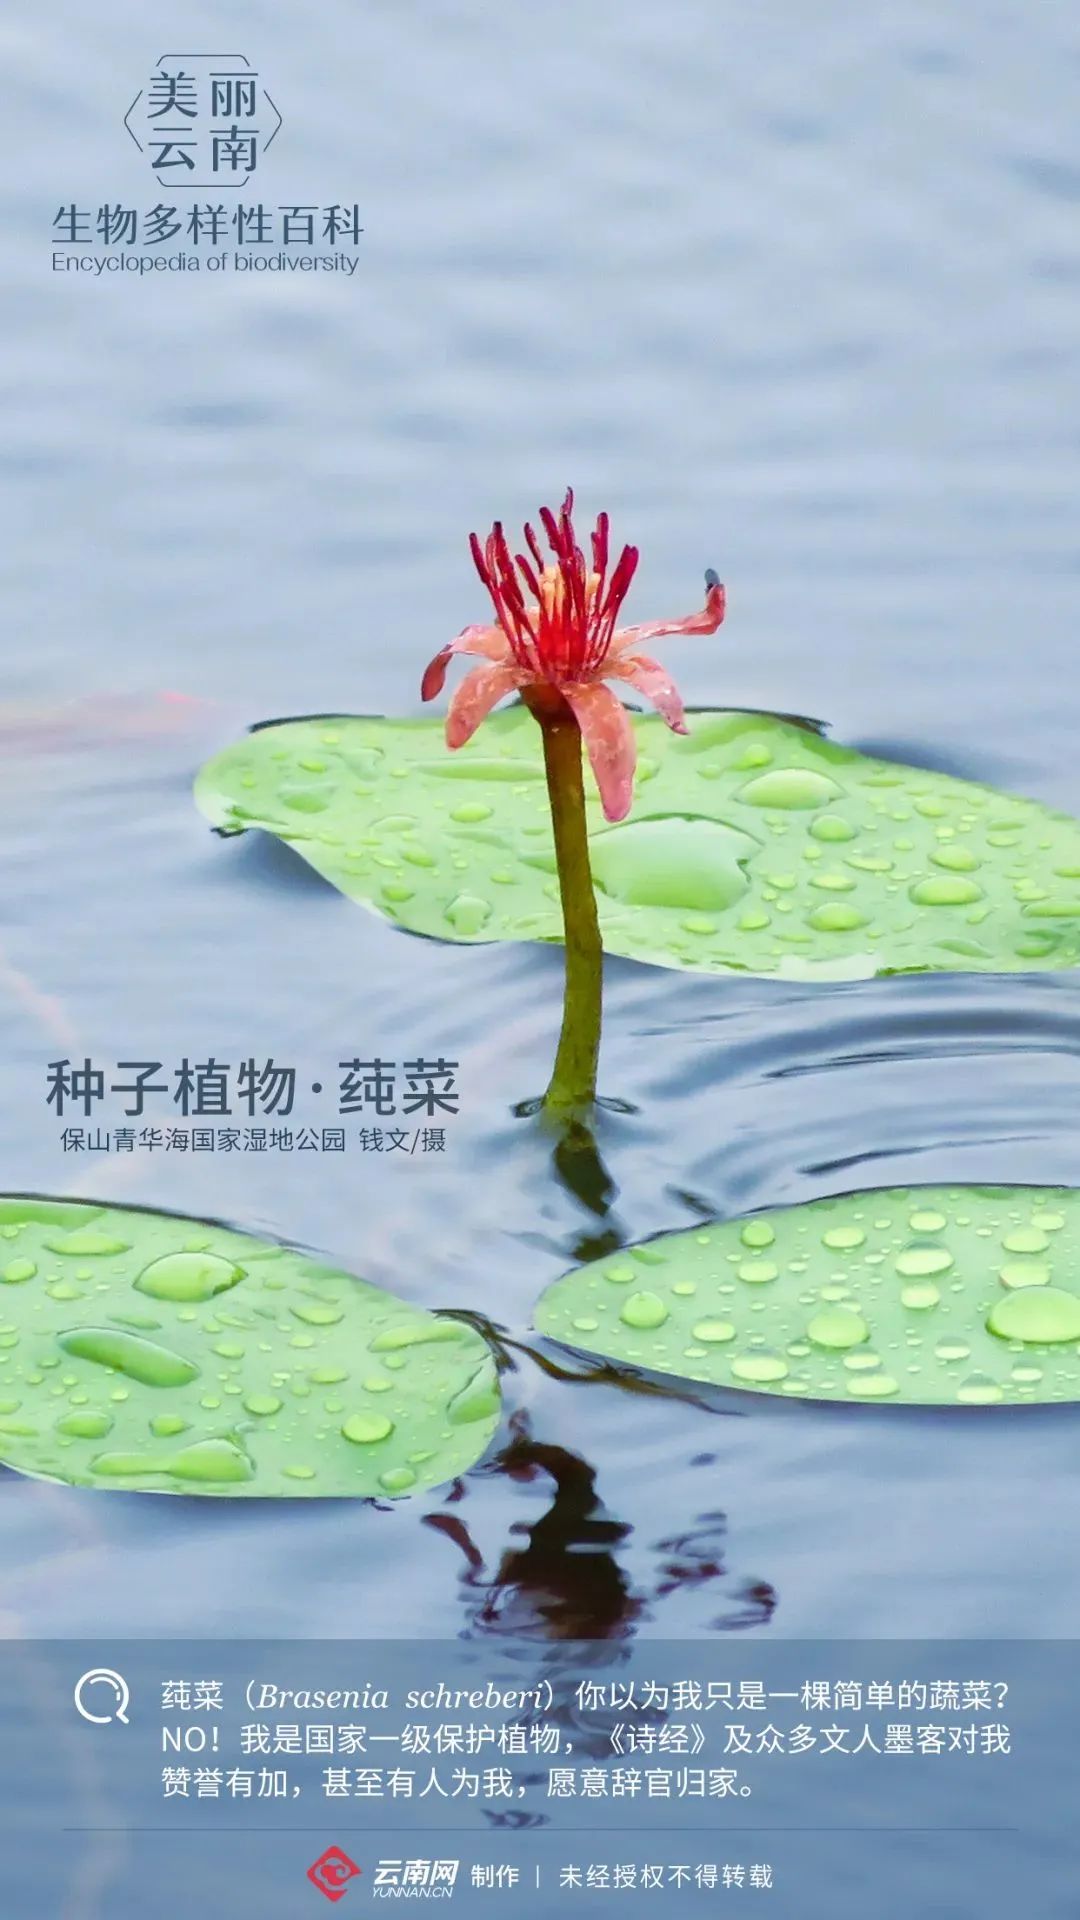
[307,1845,362,1903]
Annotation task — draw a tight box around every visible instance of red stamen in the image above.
[466,492,640,686]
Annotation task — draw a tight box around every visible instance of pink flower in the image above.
[421,490,725,822]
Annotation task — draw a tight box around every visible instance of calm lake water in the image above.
[2,0,1080,1664]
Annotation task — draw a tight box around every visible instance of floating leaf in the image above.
[0,1198,499,1497]
[534,1186,1080,1406]
[195,711,1080,977]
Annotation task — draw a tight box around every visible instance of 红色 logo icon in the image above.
[307,1846,362,1903]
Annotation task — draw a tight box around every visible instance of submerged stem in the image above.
[538,709,603,1117]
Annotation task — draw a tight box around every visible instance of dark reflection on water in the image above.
[430,1417,644,1643]
[3,0,1080,1655]
[423,1413,775,1643]
[550,1122,621,1234]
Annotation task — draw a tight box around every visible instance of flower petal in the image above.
[421,624,511,702]
[610,570,725,655]
[562,682,637,822]
[606,653,687,733]
[445,661,526,749]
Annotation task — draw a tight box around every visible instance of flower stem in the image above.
[538,709,603,1117]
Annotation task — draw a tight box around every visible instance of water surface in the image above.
[1,0,1079,1646]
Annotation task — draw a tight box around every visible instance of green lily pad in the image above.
[195,709,1080,978]
[534,1185,1080,1406]
[0,1198,499,1496]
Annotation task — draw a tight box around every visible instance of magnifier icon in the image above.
[74,1668,131,1726]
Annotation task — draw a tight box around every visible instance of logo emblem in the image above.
[124,55,282,186]
[307,1847,362,1903]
